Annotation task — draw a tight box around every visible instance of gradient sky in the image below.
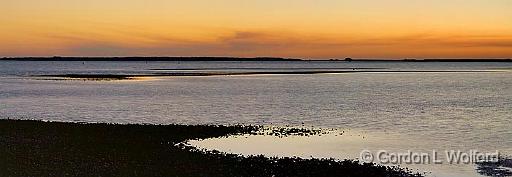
[1,0,511,59]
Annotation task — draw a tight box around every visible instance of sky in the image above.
[1,0,511,59]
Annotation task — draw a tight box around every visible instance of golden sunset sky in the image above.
[1,0,511,58]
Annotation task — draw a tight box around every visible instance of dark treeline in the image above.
[1,56,511,62]
[0,56,302,61]
[355,58,512,62]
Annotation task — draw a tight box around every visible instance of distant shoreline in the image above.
[1,57,511,62]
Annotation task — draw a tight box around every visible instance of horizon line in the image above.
[1,56,511,62]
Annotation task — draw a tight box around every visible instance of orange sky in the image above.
[1,0,511,59]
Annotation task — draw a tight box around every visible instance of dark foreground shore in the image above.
[0,120,422,177]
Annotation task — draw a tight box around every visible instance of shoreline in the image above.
[32,69,505,81]
[1,57,511,62]
[0,119,422,177]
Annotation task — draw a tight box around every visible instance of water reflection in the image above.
[188,127,503,177]
[2,61,511,176]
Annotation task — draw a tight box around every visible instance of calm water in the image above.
[1,61,511,177]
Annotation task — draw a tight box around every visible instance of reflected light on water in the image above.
[188,128,496,177]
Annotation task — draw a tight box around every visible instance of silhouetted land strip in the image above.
[1,57,511,62]
[0,120,422,177]
[408,59,512,62]
[40,74,144,80]
[37,69,503,80]
[149,67,388,71]
[1,57,301,61]
[148,70,502,76]
[346,59,512,62]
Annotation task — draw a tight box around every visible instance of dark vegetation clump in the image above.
[252,126,335,137]
[45,74,136,81]
[476,156,512,177]
[0,119,422,177]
